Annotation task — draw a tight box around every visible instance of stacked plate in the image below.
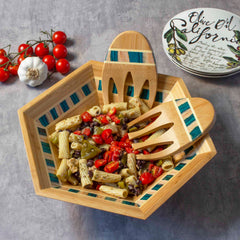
[162,8,240,78]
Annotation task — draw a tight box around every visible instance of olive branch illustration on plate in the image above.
[164,20,188,63]
[223,30,240,69]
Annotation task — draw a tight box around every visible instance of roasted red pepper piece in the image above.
[94,159,107,168]
[81,112,92,122]
[92,134,104,144]
[140,172,155,185]
[104,161,119,173]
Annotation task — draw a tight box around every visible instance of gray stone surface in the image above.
[0,0,240,239]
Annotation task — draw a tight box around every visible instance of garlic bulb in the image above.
[18,57,48,87]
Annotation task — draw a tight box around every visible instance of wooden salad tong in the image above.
[128,97,215,160]
[102,31,158,108]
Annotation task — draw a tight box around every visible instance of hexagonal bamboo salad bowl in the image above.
[18,60,216,219]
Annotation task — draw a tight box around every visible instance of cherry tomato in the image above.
[0,68,10,82]
[140,172,155,185]
[17,53,31,65]
[96,184,101,190]
[101,129,113,143]
[94,159,107,168]
[0,49,6,56]
[56,59,70,74]
[151,165,163,178]
[121,133,129,142]
[18,44,33,55]
[35,43,49,58]
[92,134,104,144]
[125,147,134,153]
[0,56,10,67]
[141,135,149,141]
[103,151,113,163]
[73,130,82,135]
[97,115,109,124]
[52,31,67,44]
[8,64,19,75]
[81,112,92,122]
[110,115,121,124]
[104,161,119,173]
[82,127,91,136]
[42,55,55,70]
[112,149,121,161]
[143,149,150,155]
[53,44,67,59]
[108,107,116,116]
[152,146,164,153]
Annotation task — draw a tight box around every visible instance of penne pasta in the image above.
[127,153,137,177]
[101,122,119,134]
[79,159,93,188]
[67,175,79,186]
[71,142,82,150]
[162,157,174,171]
[173,151,185,164]
[56,159,68,182]
[69,133,84,143]
[58,130,70,159]
[146,129,166,152]
[55,115,82,131]
[48,131,59,146]
[99,185,128,198]
[102,102,127,113]
[67,158,79,173]
[125,175,137,186]
[119,106,141,119]
[129,96,150,113]
[88,106,102,117]
[92,170,122,183]
[120,168,131,178]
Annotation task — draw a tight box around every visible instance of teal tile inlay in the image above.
[60,100,69,112]
[163,175,173,181]
[190,126,202,140]
[140,88,149,100]
[128,51,143,63]
[122,200,135,206]
[127,86,134,97]
[88,193,97,197]
[178,101,190,114]
[184,114,195,127]
[152,184,163,191]
[186,153,196,160]
[70,93,80,105]
[39,115,49,127]
[54,186,61,189]
[105,197,117,202]
[155,91,163,102]
[37,127,47,136]
[45,159,55,168]
[41,142,51,154]
[82,84,91,96]
[112,83,118,94]
[50,108,58,120]
[175,163,186,171]
[49,173,59,183]
[140,194,152,201]
[110,50,118,61]
[184,146,193,155]
[68,189,80,193]
[98,80,102,91]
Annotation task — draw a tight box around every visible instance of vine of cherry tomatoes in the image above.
[0,30,70,83]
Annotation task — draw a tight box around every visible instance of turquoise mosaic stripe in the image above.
[175,163,186,171]
[184,146,194,155]
[39,115,49,127]
[152,184,163,191]
[82,84,91,96]
[41,142,51,154]
[68,189,80,193]
[98,80,102,91]
[122,200,135,206]
[70,93,80,105]
[128,51,143,63]
[155,91,163,102]
[60,100,69,112]
[37,127,47,136]
[110,50,118,61]
[88,193,97,197]
[45,159,55,168]
[49,173,59,183]
[163,175,173,181]
[190,126,202,141]
[140,88,149,100]
[127,86,134,97]
[140,193,152,201]
[184,114,195,127]
[50,108,58,120]
[178,101,190,114]
[105,197,117,202]
[112,83,118,94]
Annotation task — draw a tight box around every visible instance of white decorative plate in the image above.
[162,8,240,76]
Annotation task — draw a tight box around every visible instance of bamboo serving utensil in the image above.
[128,97,215,160]
[102,31,158,108]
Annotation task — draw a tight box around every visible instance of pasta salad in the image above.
[49,97,183,199]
